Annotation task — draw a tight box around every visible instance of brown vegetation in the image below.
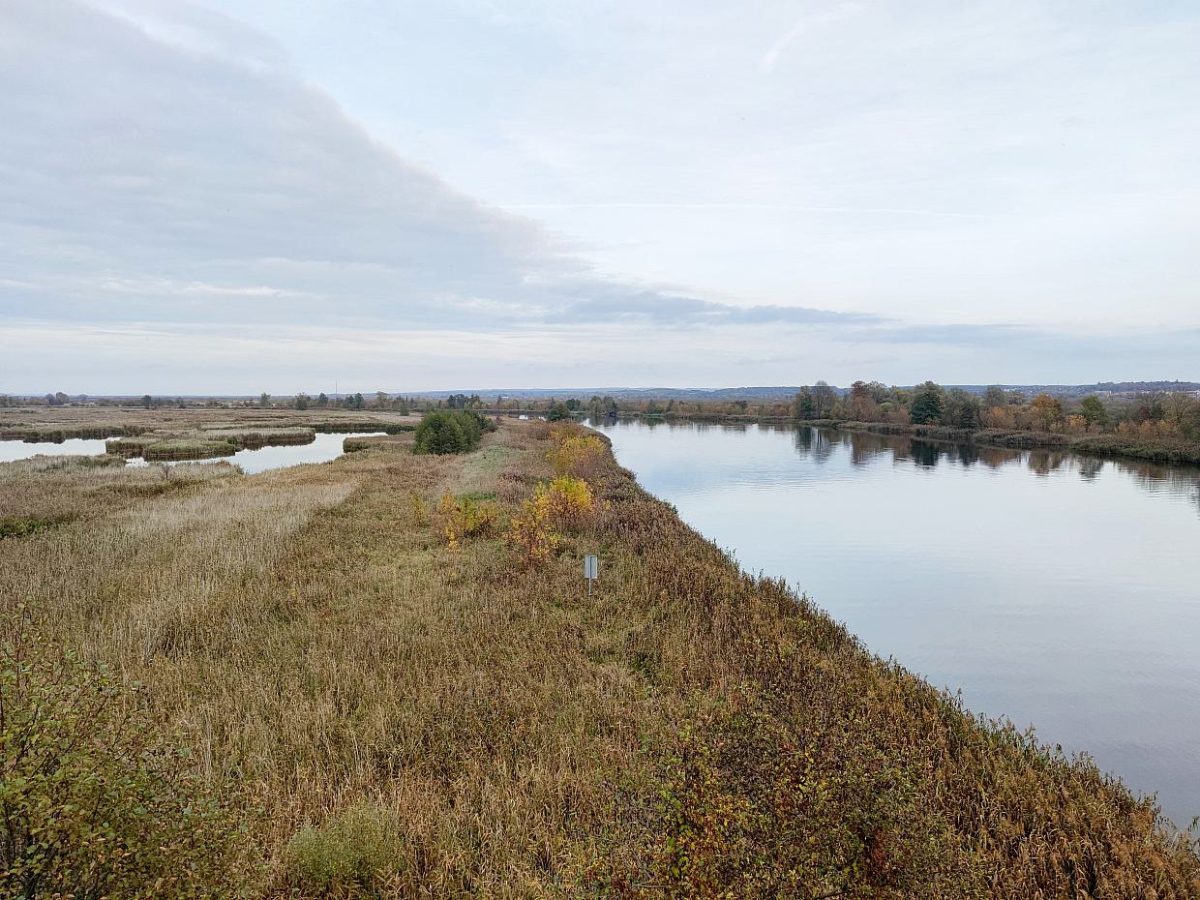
[0,412,1196,896]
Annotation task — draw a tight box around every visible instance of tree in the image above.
[848,381,880,421]
[294,393,311,410]
[1029,393,1064,432]
[259,392,271,408]
[413,411,485,454]
[793,387,816,420]
[142,394,153,410]
[909,381,944,425]
[1078,395,1108,431]
[942,389,981,429]
[982,385,1008,409]
[547,402,572,422]
[811,381,837,418]
[316,392,329,408]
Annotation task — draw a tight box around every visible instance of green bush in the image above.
[0,630,251,898]
[413,410,491,455]
[284,803,402,895]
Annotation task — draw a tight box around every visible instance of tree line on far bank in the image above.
[792,380,1200,440]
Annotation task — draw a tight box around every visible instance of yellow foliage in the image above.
[435,491,498,550]
[506,475,596,567]
[546,431,606,478]
[508,490,560,567]
[541,475,595,527]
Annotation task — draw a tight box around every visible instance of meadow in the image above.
[0,410,1197,897]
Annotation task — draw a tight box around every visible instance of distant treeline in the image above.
[7,384,1200,441]
[790,380,1200,441]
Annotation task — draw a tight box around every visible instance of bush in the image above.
[508,488,560,568]
[506,476,596,567]
[546,430,606,478]
[542,475,596,528]
[435,491,499,549]
[413,411,490,455]
[0,630,249,898]
[546,402,572,422]
[284,802,403,895]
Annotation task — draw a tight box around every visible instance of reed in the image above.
[141,439,238,461]
[199,427,316,448]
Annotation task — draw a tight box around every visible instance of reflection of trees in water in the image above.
[849,434,882,467]
[910,440,942,469]
[791,425,835,464]
[1027,450,1067,477]
[783,426,1200,510]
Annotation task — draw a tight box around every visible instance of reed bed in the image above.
[199,427,317,447]
[342,434,413,452]
[141,438,239,461]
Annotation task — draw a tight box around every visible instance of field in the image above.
[0,410,1197,897]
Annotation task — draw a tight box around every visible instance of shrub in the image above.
[543,475,596,528]
[0,515,69,540]
[435,491,499,549]
[546,431,606,479]
[284,802,402,895]
[506,477,596,567]
[0,630,249,898]
[413,411,490,455]
[508,489,560,568]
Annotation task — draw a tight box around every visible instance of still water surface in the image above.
[0,438,110,462]
[0,432,384,475]
[593,419,1200,826]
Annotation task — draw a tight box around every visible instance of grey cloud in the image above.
[545,288,884,326]
[0,0,868,334]
[845,323,1036,347]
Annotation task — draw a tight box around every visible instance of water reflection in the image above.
[592,418,1200,824]
[775,425,1200,513]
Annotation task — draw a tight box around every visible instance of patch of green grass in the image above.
[284,803,404,895]
[0,514,70,539]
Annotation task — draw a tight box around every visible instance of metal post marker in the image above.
[584,554,599,596]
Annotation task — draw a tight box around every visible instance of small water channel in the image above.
[0,432,386,475]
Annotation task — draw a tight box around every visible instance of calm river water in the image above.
[592,419,1200,827]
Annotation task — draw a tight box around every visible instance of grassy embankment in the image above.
[1,415,1197,897]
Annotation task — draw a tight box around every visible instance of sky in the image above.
[1,0,1198,394]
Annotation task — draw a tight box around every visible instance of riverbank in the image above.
[1,416,1196,896]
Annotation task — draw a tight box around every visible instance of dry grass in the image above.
[0,412,1196,897]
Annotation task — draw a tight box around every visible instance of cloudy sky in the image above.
[2,0,1197,393]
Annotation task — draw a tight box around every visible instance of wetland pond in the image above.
[592,418,1200,826]
[0,432,385,475]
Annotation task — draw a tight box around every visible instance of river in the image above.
[592,418,1200,827]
